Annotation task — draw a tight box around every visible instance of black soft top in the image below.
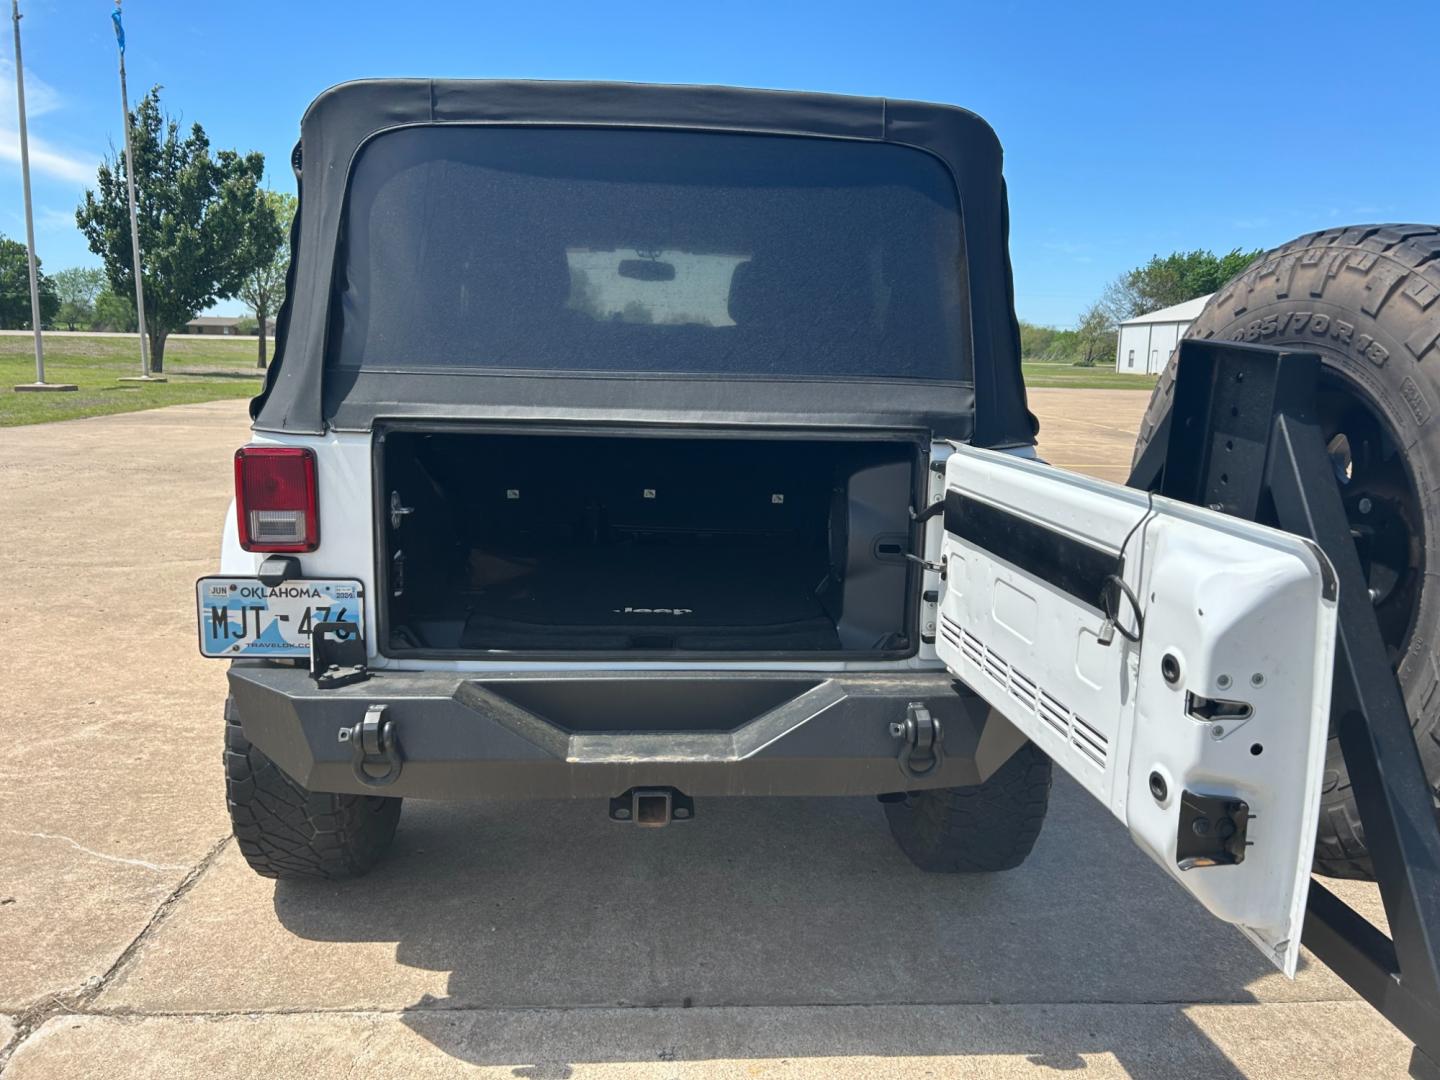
[252,79,1035,447]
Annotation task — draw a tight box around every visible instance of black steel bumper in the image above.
[226,665,1023,800]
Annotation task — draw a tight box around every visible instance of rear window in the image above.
[331,126,968,381]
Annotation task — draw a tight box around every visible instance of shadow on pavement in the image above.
[273,776,1288,1077]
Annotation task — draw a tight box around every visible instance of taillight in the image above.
[234,446,318,552]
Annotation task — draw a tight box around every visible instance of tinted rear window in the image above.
[332,126,968,381]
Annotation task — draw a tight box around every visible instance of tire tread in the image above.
[885,742,1052,873]
[1129,224,1440,881]
[224,696,400,880]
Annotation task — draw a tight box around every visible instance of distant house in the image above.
[1115,294,1213,375]
[185,316,246,336]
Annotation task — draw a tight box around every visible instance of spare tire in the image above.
[1132,225,1440,880]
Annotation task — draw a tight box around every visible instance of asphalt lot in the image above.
[0,390,1412,1078]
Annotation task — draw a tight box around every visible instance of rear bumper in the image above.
[227,665,1023,799]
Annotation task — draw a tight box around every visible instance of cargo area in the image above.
[378,428,921,656]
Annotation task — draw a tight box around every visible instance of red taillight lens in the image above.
[234,446,318,552]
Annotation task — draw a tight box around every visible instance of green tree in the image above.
[93,290,137,332]
[0,233,59,329]
[1102,247,1263,321]
[52,267,108,331]
[236,190,293,369]
[1072,302,1116,368]
[1018,319,1061,361]
[75,87,274,373]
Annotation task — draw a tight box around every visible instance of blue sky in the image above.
[1,0,1435,326]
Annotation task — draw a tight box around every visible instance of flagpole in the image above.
[113,0,160,382]
[9,0,73,393]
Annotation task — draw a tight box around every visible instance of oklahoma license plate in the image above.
[196,577,363,658]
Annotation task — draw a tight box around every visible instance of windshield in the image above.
[331,126,968,381]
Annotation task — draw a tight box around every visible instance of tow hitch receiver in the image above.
[610,787,694,827]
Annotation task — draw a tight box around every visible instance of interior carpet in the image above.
[454,544,841,651]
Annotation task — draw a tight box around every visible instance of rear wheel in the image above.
[224,696,402,879]
[1132,225,1440,879]
[885,742,1052,872]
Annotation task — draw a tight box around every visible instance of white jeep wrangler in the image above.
[201,80,1440,984]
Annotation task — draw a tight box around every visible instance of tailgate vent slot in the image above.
[939,612,964,651]
[1038,690,1070,736]
[1071,716,1110,766]
[944,619,1108,769]
[1009,668,1039,713]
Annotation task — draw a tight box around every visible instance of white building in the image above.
[1115,294,1213,374]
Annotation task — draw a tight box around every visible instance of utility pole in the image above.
[10,0,75,393]
[113,0,161,382]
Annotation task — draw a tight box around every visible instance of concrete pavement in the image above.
[4,1002,1415,1079]
[0,402,236,1016]
[1029,387,1152,481]
[0,392,1412,1078]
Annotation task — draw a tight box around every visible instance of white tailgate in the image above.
[938,444,1336,975]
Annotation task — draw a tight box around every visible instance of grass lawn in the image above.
[1,334,264,427]
[1022,360,1159,391]
[1,334,1158,426]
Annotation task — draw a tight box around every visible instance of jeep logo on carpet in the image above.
[614,606,694,615]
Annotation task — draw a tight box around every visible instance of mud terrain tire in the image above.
[1132,225,1440,879]
[885,742,1052,872]
[225,696,401,879]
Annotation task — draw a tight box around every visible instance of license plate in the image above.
[196,577,364,658]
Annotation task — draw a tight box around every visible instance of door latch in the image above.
[890,702,944,779]
[389,490,415,530]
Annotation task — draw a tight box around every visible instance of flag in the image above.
[111,9,125,54]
